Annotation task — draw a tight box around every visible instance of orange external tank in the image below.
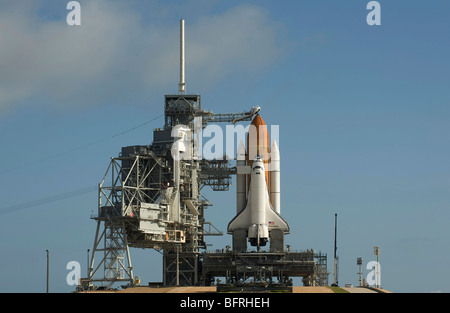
[246,114,270,192]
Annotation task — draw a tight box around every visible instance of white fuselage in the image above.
[248,160,269,246]
[228,153,289,250]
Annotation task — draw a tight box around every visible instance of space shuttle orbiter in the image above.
[227,114,289,252]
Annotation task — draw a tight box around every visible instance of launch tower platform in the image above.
[202,250,328,287]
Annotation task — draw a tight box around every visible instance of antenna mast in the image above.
[333,213,339,286]
[179,19,186,94]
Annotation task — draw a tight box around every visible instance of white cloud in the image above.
[0,1,284,112]
[187,5,282,88]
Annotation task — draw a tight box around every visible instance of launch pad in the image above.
[82,19,329,290]
[202,250,328,288]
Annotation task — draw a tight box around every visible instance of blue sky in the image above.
[0,0,449,293]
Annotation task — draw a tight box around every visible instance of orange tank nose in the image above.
[247,114,270,192]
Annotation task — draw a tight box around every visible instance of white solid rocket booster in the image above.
[236,141,247,215]
[270,140,280,214]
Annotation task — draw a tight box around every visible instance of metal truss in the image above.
[87,153,165,287]
[88,217,134,288]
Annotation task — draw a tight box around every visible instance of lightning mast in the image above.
[179,19,186,94]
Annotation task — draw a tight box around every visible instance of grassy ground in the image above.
[326,286,350,293]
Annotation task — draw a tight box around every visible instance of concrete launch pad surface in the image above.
[80,286,389,293]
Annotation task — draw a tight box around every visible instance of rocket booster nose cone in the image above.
[270,140,280,161]
[237,140,246,160]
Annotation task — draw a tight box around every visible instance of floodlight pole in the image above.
[374,246,380,288]
[333,213,338,286]
[357,257,362,286]
[46,250,49,293]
